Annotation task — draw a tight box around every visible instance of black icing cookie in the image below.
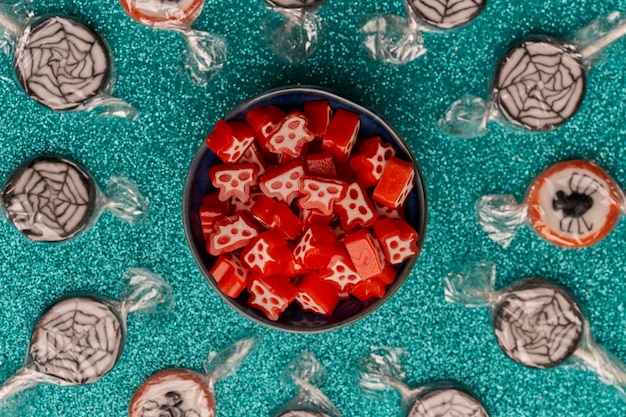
[29,296,124,385]
[14,16,111,111]
[264,0,326,9]
[493,37,586,131]
[2,156,97,242]
[408,387,488,417]
[407,0,486,29]
[493,280,584,369]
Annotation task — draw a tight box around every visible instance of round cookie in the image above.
[493,280,584,369]
[120,0,205,27]
[14,16,111,111]
[408,387,488,417]
[2,156,98,242]
[129,369,216,417]
[29,297,124,385]
[526,160,622,247]
[264,0,326,9]
[407,0,487,30]
[493,37,586,132]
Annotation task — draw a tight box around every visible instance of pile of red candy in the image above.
[201,101,420,321]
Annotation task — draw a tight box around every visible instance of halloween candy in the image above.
[119,0,226,85]
[358,347,488,417]
[2,155,148,242]
[0,2,135,117]
[129,336,257,417]
[475,159,624,248]
[273,352,340,417]
[262,0,327,63]
[439,11,626,137]
[0,269,171,405]
[445,262,626,397]
[361,0,486,64]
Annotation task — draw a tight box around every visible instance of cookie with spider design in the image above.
[526,160,622,247]
[407,0,487,30]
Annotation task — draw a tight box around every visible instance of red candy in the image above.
[206,120,255,164]
[240,230,294,277]
[373,157,415,209]
[267,112,315,158]
[199,101,420,321]
[259,160,305,204]
[298,176,348,216]
[248,276,299,321]
[295,273,340,316]
[209,164,259,202]
[322,109,360,164]
[210,253,251,298]
[373,218,419,265]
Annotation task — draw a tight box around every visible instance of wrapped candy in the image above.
[273,352,341,417]
[475,159,624,248]
[0,268,172,406]
[129,336,257,417]
[361,0,487,64]
[119,0,227,85]
[445,262,626,398]
[0,1,135,117]
[358,347,488,417]
[1,155,148,242]
[262,0,327,63]
[439,11,626,137]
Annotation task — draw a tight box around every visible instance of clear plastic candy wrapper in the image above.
[475,159,625,248]
[129,336,257,417]
[262,0,327,64]
[439,11,626,137]
[0,1,136,118]
[0,268,172,407]
[361,0,487,64]
[358,347,488,417]
[1,155,149,242]
[119,0,226,85]
[273,352,341,417]
[445,262,626,398]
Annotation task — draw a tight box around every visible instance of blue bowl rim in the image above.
[182,85,428,334]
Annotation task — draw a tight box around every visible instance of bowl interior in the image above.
[183,87,427,333]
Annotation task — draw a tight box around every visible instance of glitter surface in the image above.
[0,0,624,416]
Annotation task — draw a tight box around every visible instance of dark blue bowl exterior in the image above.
[183,86,427,333]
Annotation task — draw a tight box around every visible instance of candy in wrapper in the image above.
[129,336,257,417]
[0,268,172,405]
[439,12,626,137]
[361,0,486,64]
[445,262,626,398]
[262,0,327,64]
[273,352,341,417]
[0,2,135,118]
[475,159,624,248]
[358,347,488,417]
[1,155,149,242]
[119,0,227,85]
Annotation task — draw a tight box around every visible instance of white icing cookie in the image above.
[30,297,123,385]
[120,0,204,26]
[494,38,585,131]
[129,369,215,417]
[408,0,486,29]
[408,387,488,417]
[494,280,583,369]
[15,16,111,111]
[2,156,97,242]
[526,160,622,247]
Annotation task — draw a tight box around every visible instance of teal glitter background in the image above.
[0,0,624,415]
